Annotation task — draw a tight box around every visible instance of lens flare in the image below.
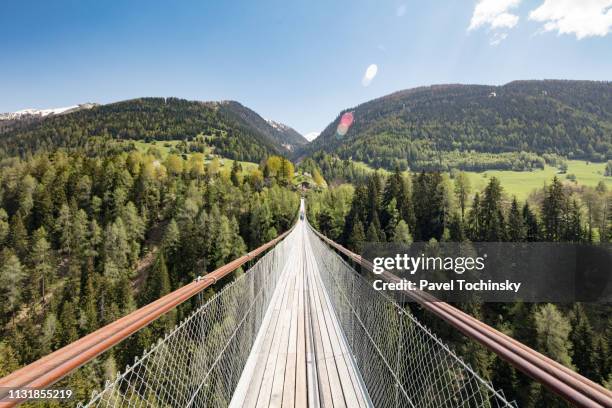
[336,112,354,137]
[361,64,378,86]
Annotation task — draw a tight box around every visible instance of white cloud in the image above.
[489,32,508,45]
[396,4,407,17]
[361,64,378,87]
[468,0,521,31]
[304,131,320,141]
[529,0,612,39]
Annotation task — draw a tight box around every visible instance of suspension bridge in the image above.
[1,199,611,407]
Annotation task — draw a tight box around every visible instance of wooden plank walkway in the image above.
[230,218,370,408]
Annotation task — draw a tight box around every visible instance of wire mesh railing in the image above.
[305,223,516,408]
[80,227,296,408]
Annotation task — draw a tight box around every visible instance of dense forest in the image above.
[301,80,612,170]
[0,146,299,405]
[0,98,306,163]
[306,167,612,407]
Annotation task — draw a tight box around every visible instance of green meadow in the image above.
[353,160,611,200]
[463,160,611,200]
[129,139,260,172]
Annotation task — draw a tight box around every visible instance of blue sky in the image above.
[1,0,611,138]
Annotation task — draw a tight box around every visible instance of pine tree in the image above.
[562,199,583,242]
[392,220,412,244]
[163,219,180,253]
[467,193,482,241]
[507,197,525,242]
[348,221,365,253]
[141,252,171,306]
[412,172,445,241]
[79,258,98,333]
[447,212,466,242]
[381,166,403,230]
[366,222,380,242]
[522,203,540,242]
[59,301,79,345]
[0,249,26,323]
[535,304,573,367]
[0,208,9,246]
[9,213,28,258]
[29,227,54,302]
[480,177,506,241]
[230,160,241,186]
[569,303,596,380]
[366,173,382,226]
[593,334,609,383]
[454,171,471,220]
[541,177,566,241]
[0,341,20,376]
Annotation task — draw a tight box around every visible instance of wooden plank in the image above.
[306,244,346,408]
[304,249,320,408]
[282,238,302,408]
[316,271,369,408]
[230,262,289,407]
[305,248,334,408]
[305,231,371,408]
[242,240,297,407]
[311,263,363,408]
[294,240,309,408]
[267,232,300,407]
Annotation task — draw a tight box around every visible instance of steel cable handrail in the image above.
[309,225,612,408]
[0,225,294,407]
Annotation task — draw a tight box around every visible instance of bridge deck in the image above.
[230,221,370,408]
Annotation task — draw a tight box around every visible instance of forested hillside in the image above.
[210,100,307,149]
[0,98,304,163]
[301,80,612,171]
[0,146,299,403]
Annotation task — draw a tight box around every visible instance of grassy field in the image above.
[463,160,611,200]
[353,160,611,200]
[129,139,259,172]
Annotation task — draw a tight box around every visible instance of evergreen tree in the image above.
[569,303,596,380]
[467,193,482,241]
[507,197,525,242]
[447,213,466,242]
[0,208,9,246]
[412,172,445,241]
[0,341,20,376]
[9,213,28,258]
[348,221,365,253]
[365,173,382,226]
[392,220,412,243]
[79,258,98,333]
[522,203,540,242]
[541,177,566,241]
[230,160,241,187]
[58,301,79,345]
[366,221,380,242]
[29,227,54,302]
[454,171,471,220]
[0,249,26,323]
[535,304,573,367]
[141,252,171,306]
[480,177,506,241]
[562,199,583,242]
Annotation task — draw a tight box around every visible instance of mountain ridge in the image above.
[0,97,305,162]
[299,80,612,170]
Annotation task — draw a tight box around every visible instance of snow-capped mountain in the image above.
[0,103,97,121]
